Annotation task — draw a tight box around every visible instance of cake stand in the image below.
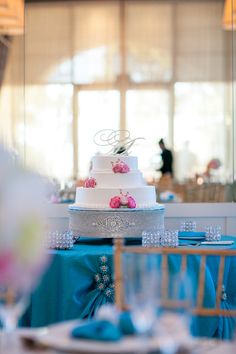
[68,205,165,239]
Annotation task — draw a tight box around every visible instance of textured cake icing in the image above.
[74,155,157,209]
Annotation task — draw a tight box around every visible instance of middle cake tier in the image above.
[89,171,144,187]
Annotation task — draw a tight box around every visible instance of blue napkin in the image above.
[71,320,122,341]
[178,231,205,238]
[119,311,136,335]
[71,312,136,341]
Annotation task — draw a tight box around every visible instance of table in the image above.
[1,330,236,354]
[21,236,236,340]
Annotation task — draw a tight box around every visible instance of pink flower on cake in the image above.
[120,163,130,173]
[84,177,97,188]
[127,196,136,209]
[119,190,129,205]
[120,194,128,205]
[109,191,136,209]
[111,159,130,174]
[109,196,121,208]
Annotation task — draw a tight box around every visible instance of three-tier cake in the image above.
[74,155,157,210]
[69,130,164,238]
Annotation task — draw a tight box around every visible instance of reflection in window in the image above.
[126,90,169,177]
[25,85,73,182]
[19,0,234,201]
[78,91,120,177]
[174,83,231,182]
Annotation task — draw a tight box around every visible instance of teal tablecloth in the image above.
[21,236,236,339]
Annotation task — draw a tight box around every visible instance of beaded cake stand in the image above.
[68,205,165,239]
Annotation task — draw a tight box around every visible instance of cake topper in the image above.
[93,129,144,155]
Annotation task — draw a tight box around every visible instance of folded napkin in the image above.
[178,231,205,238]
[119,311,136,335]
[71,311,136,342]
[71,320,122,342]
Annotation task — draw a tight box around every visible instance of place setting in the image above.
[18,257,227,354]
[142,220,235,249]
[17,266,208,354]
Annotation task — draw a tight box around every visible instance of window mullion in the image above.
[73,85,79,180]
[119,0,126,132]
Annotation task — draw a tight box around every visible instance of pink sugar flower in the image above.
[109,196,121,209]
[112,164,122,173]
[84,177,97,188]
[127,196,136,209]
[120,163,130,173]
[120,194,128,205]
[111,159,130,174]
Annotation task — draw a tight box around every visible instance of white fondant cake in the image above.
[74,155,158,209]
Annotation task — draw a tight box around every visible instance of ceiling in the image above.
[0,0,24,36]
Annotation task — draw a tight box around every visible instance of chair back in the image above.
[114,239,236,317]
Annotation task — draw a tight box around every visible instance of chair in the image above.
[114,239,236,318]
[182,183,226,203]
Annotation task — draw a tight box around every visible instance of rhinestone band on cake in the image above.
[69,206,164,238]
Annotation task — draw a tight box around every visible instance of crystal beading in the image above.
[45,230,74,250]
[69,207,164,239]
[94,255,114,300]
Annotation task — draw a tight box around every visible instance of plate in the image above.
[29,320,222,354]
[179,236,205,241]
[178,231,205,241]
[34,320,196,354]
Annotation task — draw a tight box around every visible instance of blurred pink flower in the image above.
[127,196,136,209]
[109,196,121,208]
[207,158,221,170]
[0,251,15,283]
[84,177,97,188]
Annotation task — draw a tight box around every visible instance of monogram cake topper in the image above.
[93,129,144,155]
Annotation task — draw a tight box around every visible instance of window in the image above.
[174,83,231,182]
[77,90,120,177]
[126,90,169,177]
[17,0,233,190]
[25,85,73,182]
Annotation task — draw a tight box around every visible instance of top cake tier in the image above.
[92,155,138,172]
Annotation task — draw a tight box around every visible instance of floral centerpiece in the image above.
[0,145,51,351]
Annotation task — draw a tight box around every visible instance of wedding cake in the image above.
[74,155,157,210]
[69,130,164,238]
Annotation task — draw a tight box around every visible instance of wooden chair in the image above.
[114,239,236,317]
[182,183,226,203]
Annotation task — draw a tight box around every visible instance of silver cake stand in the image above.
[68,205,165,239]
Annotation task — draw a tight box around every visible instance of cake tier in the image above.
[92,155,138,172]
[75,186,157,209]
[89,171,144,188]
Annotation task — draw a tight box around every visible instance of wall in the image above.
[48,203,236,236]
